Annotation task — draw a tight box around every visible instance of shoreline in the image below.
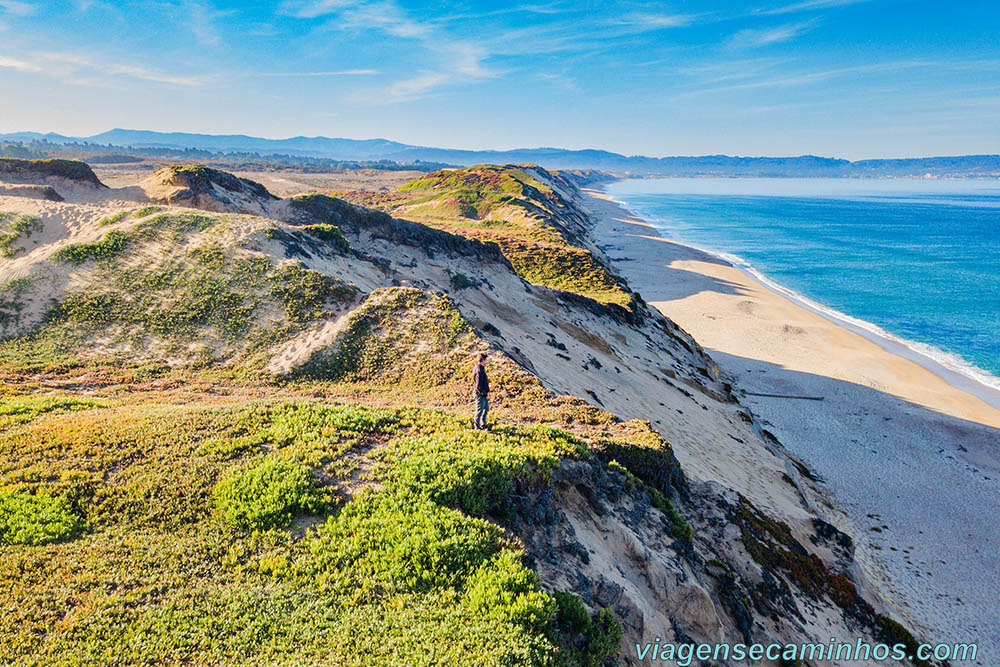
[583,185,1000,655]
[605,194,1000,414]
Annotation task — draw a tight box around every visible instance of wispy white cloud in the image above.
[440,2,567,21]
[282,0,362,20]
[325,0,432,39]
[0,54,36,71]
[285,0,498,103]
[0,50,209,86]
[726,19,817,48]
[0,0,36,16]
[758,0,872,15]
[537,70,579,92]
[676,57,788,84]
[279,0,703,102]
[607,12,697,30]
[483,23,599,56]
[259,68,379,77]
[479,10,699,61]
[672,59,932,99]
[182,0,231,47]
[152,0,234,47]
[104,62,209,86]
[377,71,449,102]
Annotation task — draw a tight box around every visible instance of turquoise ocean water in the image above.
[604,178,1000,391]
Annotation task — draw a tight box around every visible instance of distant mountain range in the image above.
[4,128,1000,177]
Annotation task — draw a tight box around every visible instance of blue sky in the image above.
[0,0,997,158]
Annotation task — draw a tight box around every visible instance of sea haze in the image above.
[605,178,1000,390]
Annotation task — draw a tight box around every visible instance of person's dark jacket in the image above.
[473,363,489,397]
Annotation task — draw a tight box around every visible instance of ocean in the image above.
[604,178,1000,393]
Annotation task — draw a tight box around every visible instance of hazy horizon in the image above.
[6,127,1000,162]
[0,1,997,160]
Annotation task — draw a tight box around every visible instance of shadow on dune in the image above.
[706,348,1000,650]
[711,349,1000,473]
[600,232,749,302]
[635,263,748,302]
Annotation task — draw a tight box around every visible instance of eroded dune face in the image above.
[0,183,64,201]
[0,157,107,203]
[139,164,280,216]
[0,159,917,665]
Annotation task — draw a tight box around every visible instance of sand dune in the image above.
[1,160,942,664]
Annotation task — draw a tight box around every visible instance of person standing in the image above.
[473,352,490,430]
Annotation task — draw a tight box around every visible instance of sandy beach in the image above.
[585,187,1000,657]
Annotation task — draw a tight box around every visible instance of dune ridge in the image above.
[0,158,936,665]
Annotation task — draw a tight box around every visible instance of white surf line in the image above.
[603,190,1000,414]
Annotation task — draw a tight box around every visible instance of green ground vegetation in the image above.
[296,287,474,388]
[0,393,654,666]
[0,491,82,545]
[353,165,633,309]
[0,285,687,666]
[302,223,350,252]
[0,168,700,664]
[0,301,688,663]
[0,276,33,335]
[96,206,164,227]
[0,211,43,258]
[3,211,357,374]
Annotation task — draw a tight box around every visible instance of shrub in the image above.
[554,590,591,631]
[449,271,476,290]
[267,261,357,323]
[464,550,555,630]
[0,395,104,428]
[302,491,504,597]
[0,157,102,185]
[212,457,329,530]
[552,591,623,667]
[302,224,350,252]
[197,434,265,461]
[130,205,163,219]
[0,212,43,258]
[0,276,34,332]
[506,242,632,307]
[583,608,623,664]
[0,491,82,545]
[373,425,583,517]
[380,436,528,516]
[52,229,129,264]
[598,436,687,498]
[137,211,216,237]
[96,205,166,227]
[96,211,129,227]
[266,403,398,447]
[649,487,693,541]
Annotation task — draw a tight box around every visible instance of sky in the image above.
[0,0,998,159]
